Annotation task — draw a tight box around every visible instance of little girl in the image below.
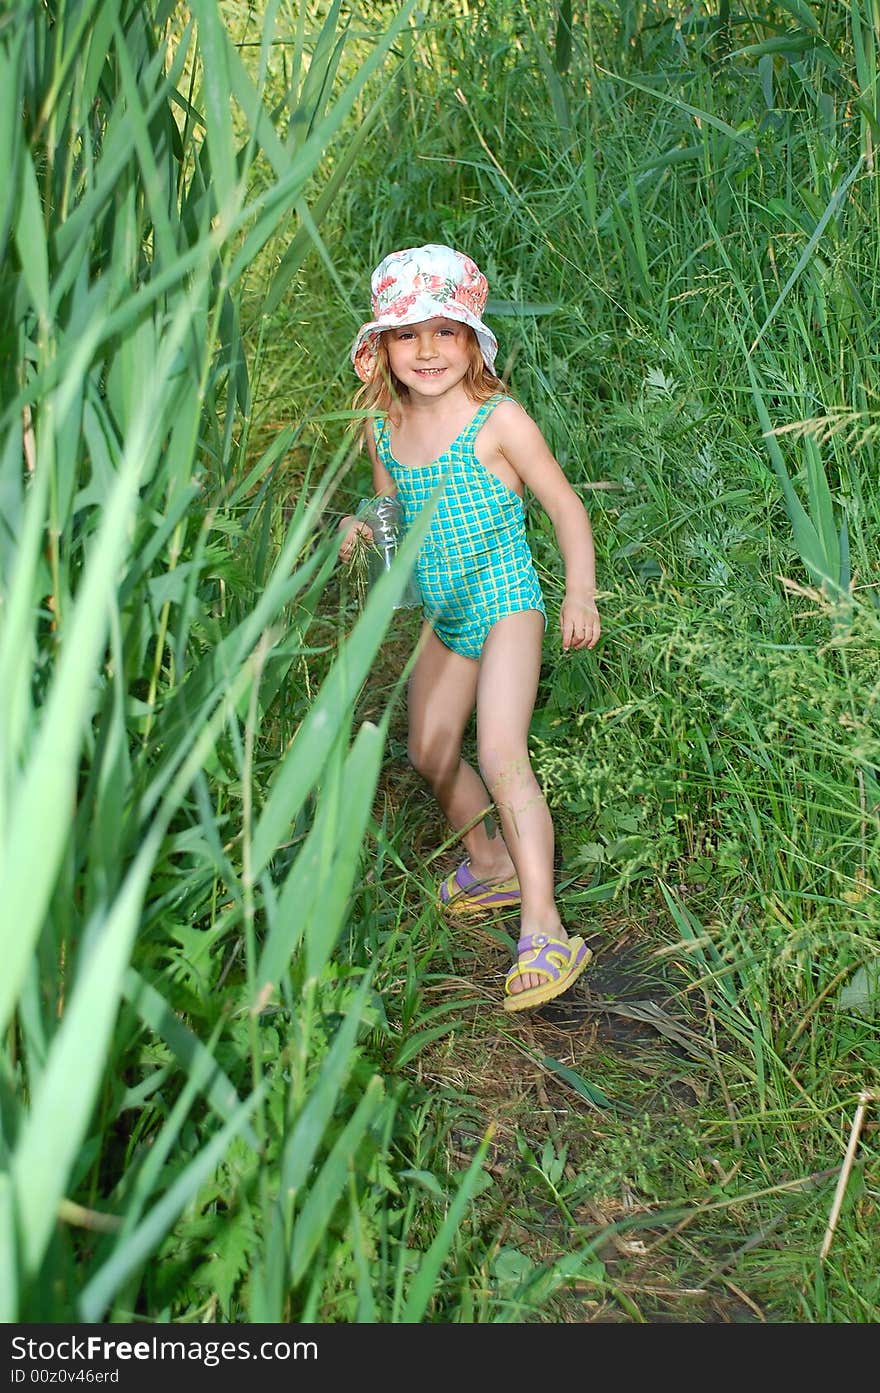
[338,243,601,1013]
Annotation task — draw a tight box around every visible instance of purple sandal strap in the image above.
[454,862,480,891]
[439,860,521,908]
[506,934,587,986]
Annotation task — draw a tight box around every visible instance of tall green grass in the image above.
[0,0,481,1324]
[4,0,879,1324]
[272,0,879,1320]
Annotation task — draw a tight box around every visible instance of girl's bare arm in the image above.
[337,422,397,560]
[493,401,600,650]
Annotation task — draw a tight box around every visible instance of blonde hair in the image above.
[351,326,509,444]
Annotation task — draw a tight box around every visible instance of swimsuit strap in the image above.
[372,393,511,464]
[457,392,511,448]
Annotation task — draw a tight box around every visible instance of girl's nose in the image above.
[415,334,437,359]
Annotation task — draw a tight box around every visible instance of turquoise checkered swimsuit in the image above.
[374,393,547,660]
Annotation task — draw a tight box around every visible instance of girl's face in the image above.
[383,317,472,398]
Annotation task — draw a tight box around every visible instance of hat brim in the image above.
[350,300,498,383]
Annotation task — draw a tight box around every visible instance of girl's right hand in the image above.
[337,516,373,562]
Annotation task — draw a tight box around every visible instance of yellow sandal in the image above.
[503,933,592,1012]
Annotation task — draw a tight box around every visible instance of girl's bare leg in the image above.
[407,623,517,881]
[477,610,568,993]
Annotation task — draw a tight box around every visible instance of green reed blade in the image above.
[256,970,376,1321]
[804,436,840,580]
[777,0,823,30]
[111,17,177,269]
[76,1014,226,1317]
[280,972,376,1201]
[227,0,420,284]
[348,1181,377,1323]
[11,597,262,1280]
[13,148,49,322]
[81,0,123,114]
[264,90,387,316]
[748,363,842,595]
[399,1126,494,1323]
[599,66,754,146]
[78,1082,264,1322]
[189,0,237,219]
[289,0,346,148]
[541,1055,615,1110]
[250,486,435,876]
[256,713,388,990]
[290,1077,388,1285]
[122,969,259,1148]
[0,431,50,799]
[11,827,166,1276]
[0,25,25,265]
[52,20,190,270]
[750,157,864,352]
[0,269,217,1037]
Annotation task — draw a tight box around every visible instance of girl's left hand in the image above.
[560,595,601,651]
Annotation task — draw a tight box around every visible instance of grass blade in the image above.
[257,713,388,991]
[11,829,166,1276]
[189,0,237,219]
[290,1076,387,1284]
[122,969,259,1147]
[13,149,49,323]
[541,1055,615,1111]
[77,1083,264,1322]
[250,489,434,875]
[399,1125,495,1323]
[750,157,864,352]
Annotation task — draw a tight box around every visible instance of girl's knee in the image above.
[408,734,459,786]
[406,738,428,778]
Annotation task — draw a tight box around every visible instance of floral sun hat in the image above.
[350,243,499,383]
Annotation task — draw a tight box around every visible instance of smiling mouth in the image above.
[414,367,445,375]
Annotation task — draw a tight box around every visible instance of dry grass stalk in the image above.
[819,1089,880,1262]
